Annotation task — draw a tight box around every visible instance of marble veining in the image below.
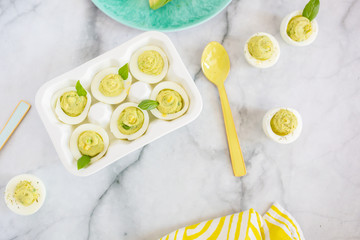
[0,0,360,239]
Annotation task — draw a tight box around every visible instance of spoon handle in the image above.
[217,84,246,177]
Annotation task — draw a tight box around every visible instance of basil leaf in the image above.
[76,80,87,97]
[138,100,159,110]
[118,63,129,80]
[122,123,131,130]
[77,155,91,170]
[302,0,320,21]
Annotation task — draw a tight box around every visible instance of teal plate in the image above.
[92,0,232,32]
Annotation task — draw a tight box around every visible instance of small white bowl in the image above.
[244,32,280,69]
[4,174,46,215]
[280,10,318,47]
[263,107,302,144]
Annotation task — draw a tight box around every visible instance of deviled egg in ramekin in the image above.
[280,10,318,47]
[4,174,46,215]
[70,124,109,169]
[54,82,91,125]
[244,32,280,68]
[110,102,149,140]
[263,107,302,144]
[149,81,189,120]
[129,46,169,84]
[91,66,132,104]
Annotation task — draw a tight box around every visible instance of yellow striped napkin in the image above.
[160,203,304,240]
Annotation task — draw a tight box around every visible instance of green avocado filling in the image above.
[248,35,274,60]
[156,89,183,114]
[60,91,87,117]
[138,50,164,75]
[287,15,313,42]
[14,181,39,207]
[78,131,104,157]
[270,109,298,136]
[99,74,124,97]
[118,107,144,135]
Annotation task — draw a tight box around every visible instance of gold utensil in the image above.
[201,42,246,177]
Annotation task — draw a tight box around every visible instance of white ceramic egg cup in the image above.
[35,31,203,176]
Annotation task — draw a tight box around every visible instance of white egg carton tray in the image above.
[35,31,203,176]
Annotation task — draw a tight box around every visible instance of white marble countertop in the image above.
[0,0,359,239]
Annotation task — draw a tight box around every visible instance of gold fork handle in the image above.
[217,83,246,177]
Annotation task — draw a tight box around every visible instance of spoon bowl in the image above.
[201,42,230,85]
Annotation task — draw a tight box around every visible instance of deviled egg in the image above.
[54,81,91,125]
[280,10,318,46]
[70,124,109,169]
[129,46,169,84]
[4,174,46,215]
[110,102,149,140]
[244,32,280,68]
[263,108,302,144]
[91,65,132,104]
[149,81,189,120]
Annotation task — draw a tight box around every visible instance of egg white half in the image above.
[244,32,280,69]
[4,174,46,216]
[129,46,169,84]
[69,124,110,165]
[54,87,91,125]
[262,107,303,144]
[150,81,189,120]
[91,67,132,104]
[110,102,149,140]
[280,10,319,47]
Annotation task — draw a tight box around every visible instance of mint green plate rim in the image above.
[91,0,232,32]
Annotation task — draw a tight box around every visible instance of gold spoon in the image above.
[201,42,246,177]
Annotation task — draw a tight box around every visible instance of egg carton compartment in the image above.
[35,31,203,176]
